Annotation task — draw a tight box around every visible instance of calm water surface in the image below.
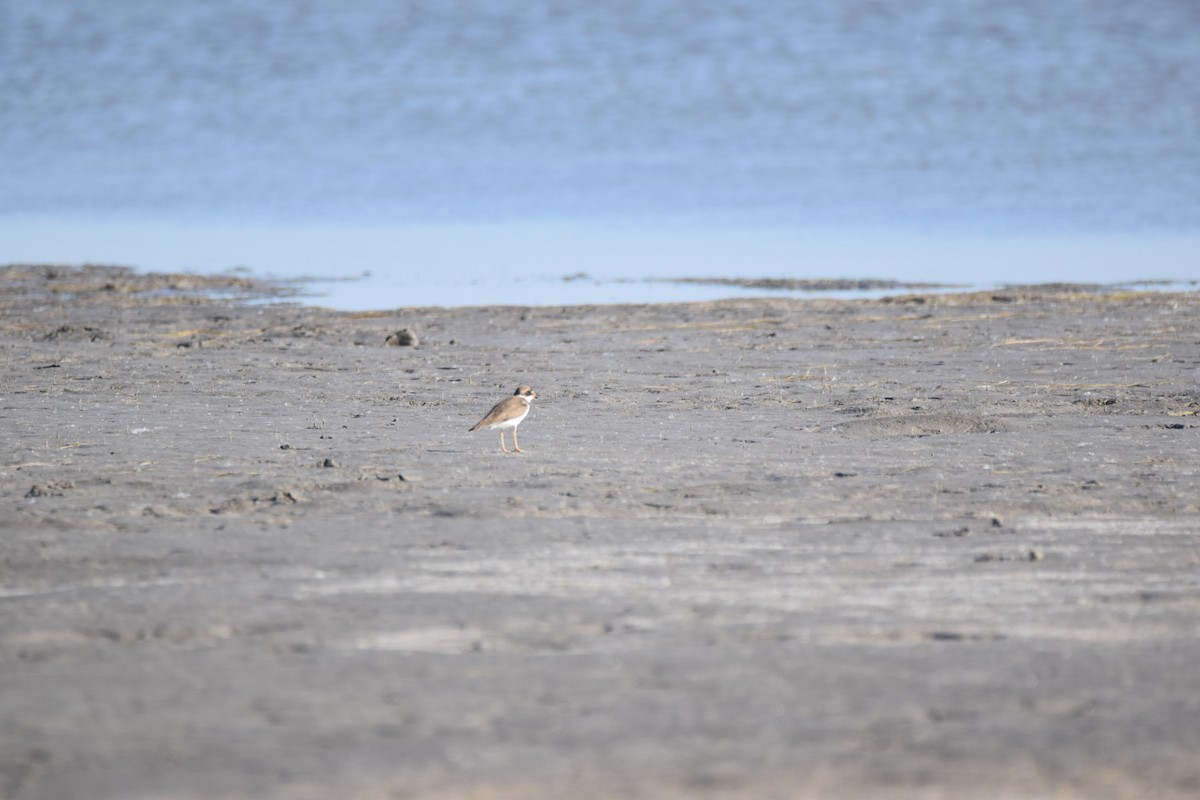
[2,0,1197,307]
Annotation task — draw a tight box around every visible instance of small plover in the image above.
[469,386,537,453]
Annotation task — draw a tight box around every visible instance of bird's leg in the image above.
[499,432,509,453]
[513,429,523,453]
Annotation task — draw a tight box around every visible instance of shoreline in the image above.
[7,261,1198,312]
[6,221,1200,309]
[3,264,1199,799]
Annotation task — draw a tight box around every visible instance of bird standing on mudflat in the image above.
[469,386,537,453]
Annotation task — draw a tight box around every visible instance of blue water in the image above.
[2,0,1198,308]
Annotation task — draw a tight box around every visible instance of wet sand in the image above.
[2,265,1199,800]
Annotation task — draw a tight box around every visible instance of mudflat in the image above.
[2,265,1199,800]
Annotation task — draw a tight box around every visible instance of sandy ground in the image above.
[2,264,1199,800]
